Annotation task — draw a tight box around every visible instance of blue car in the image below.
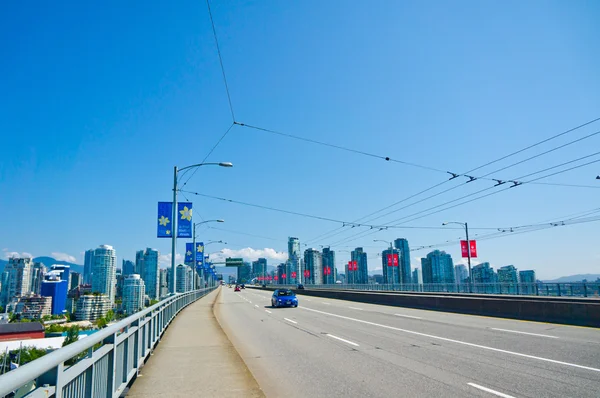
[271,289,298,308]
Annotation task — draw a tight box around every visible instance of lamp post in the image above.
[442,221,472,293]
[170,162,232,294]
[374,240,395,287]
[192,220,224,289]
[202,240,226,287]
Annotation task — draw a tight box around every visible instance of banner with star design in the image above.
[185,242,194,264]
[157,202,173,238]
[196,242,204,267]
[177,202,193,238]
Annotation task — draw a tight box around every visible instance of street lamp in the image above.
[442,221,472,293]
[192,220,224,289]
[170,162,232,294]
[374,239,397,287]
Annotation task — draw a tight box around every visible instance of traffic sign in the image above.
[225,257,244,267]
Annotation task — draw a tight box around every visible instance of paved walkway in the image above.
[126,288,264,398]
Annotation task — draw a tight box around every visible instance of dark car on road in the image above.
[271,289,298,308]
[297,284,305,290]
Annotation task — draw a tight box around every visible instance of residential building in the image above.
[14,295,52,319]
[519,270,536,283]
[252,258,268,280]
[394,238,411,285]
[41,272,68,315]
[75,294,111,321]
[123,274,145,315]
[421,250,455,285]
[115,270,125,300]
[381,248,401,284]
[122,260,135,276]
[350,247,369,284]
[322,248,336,284]
[287,237,301,284]
[92,245,117,305]
[29,262,46,295]
[176,265,189,293]
[138,248,160,299]
[0,257,33,306]
[455,264,469,284]
[238,262,252,283]
[83,249,95,285]
[159,269,169,298]
[412,268,422,285]
[472,262,496,284]
[186,266,194,292]
[70,272,82,290]
[276,263,286,283]
[0,322,45,341]
[498,265,518,284]
[303,249,322,285]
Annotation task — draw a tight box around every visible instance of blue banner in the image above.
[177,202,193,238]
[185,243,194,264]
[157,202,173,238]
[196,242,204,266]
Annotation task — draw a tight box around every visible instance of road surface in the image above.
[215,287,600,398]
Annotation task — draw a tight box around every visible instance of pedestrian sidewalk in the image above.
[126,288,264,397]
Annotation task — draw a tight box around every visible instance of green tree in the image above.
[63,325,81,366]
[105,310,114,322]
[96,317,107,329]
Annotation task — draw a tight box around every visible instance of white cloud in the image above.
[208,247,287,264]
[159,253,183,267]
[51,252,77,263]
[2,249,33,259]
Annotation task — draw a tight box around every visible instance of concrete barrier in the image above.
[250,286,600,327]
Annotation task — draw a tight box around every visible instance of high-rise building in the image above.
[14,296,52,320]
[115,270,125,300]
[159,269,169,298]
[421,250,455,285]
[70,272,82,290]
[75,294,111,321]
[288,237,301,284]
[41,271,68,315]
[176,265,189,293]
[29,262,46,295]
[303,249,322,285]
[138,248,159,299]
[412,268,422,285]
[0,258,32,306]
[92,245,117,305]
[497,265,518,284]
[83,249,95,285]
[123,274,145,315]
[381,248,401,284]
[288,237,301,259]
[350,247,368,284]
[472,262,497,288]
[322,248,336,284]
[454,264,468,284]
[394,238,411,285]
[238,262,252,283]
[186,266,194,292]
[122,260,135,276]
[519,270,536,283]
[252,258,268,280]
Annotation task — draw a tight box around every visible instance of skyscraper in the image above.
[350,247,368,284]
[92,245,117,305]
[381,248,401,284]
[83,249,95,285]
[29,262,46,295]
[0,257,32,306]
[252,258,267,280]
[288,237,301,284]
[176,264,188,293]
[322,248,336,284]
[159,268,169,298]
[122,260,135,276]
[472,262,496,284]
[70,272,82,290]
[186,266,194,292]
[138,248,159,299]
[238,262,252,283]
[497,265,518,284]
[303,249,322,285]
[454,264,468,284]
[412,268,422,285]
[123,274,145,315]
[41,271,68,315]
[421,250,455,285]
[519,270,536,283]
[394,238,411,285]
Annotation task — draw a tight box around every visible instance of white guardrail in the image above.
[0,287,217,398]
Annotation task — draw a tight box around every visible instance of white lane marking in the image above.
[254,305,259,308]
[326,334,359,347]
[306,299,312,301]
[248,301,252,304]
[322,302,331,305]
[467,383,515,398]
[491,328,558,339]
[349,307,363,311]
[299,307,600,373]
[284,318,298,324]
[265,310,272,314]
[395,314,422,320]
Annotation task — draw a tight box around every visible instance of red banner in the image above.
[291,271,297,278]
[304,270,310,277]
[274,275,278,281]
[386,254,393,267]
[460,240,469,258]
[324,267,332,275]
[393,253,399,267]
[469,240,477,258]
[352,260,358,271]
[282,273,286,279]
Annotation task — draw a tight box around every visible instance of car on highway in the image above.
[271,289,298,308]
[234,285,241,292]
[297,284,305,290]
[240,284,245,289]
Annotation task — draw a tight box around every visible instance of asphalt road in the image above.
[215,286,600,398]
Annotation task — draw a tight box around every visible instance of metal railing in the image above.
[260,282,600,298]
[0,287,217,398]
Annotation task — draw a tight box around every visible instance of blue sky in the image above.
[1,0,599,279]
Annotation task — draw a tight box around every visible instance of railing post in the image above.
[584,283,588,297]
[557,284,561,297]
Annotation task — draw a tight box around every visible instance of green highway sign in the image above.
[225,257,244,267]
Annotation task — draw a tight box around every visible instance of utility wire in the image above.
[206,0,235,122]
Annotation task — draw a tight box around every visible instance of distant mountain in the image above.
[543,274,600,283]
[0,256,84,275]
